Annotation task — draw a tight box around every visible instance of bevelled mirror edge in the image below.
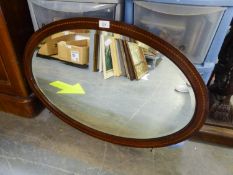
[23,17,209,148]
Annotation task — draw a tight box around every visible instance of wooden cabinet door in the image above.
[0,56,8,82]
[0,8,29,97]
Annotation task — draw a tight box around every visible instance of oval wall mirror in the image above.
[24,18,208,147]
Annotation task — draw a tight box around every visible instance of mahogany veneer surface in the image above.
[0,0,43,117]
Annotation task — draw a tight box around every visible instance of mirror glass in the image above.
[31,29,196,139]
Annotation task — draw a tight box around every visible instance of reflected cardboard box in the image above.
[38,30,90,57]
[38,34,77,56]
[57,40,89,65]
[48,31,76,41]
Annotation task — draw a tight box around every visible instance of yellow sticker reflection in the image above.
[50,81,85,95]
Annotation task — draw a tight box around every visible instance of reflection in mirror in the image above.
[32,29,196,139]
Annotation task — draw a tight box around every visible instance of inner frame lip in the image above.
[23,17,209,148]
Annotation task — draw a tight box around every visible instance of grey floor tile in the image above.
[0,157,13,175]
[6,157,74,175]
[0,110,232,175]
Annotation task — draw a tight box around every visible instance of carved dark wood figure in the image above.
[209,21,233,124]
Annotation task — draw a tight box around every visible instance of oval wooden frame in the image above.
[24,18,208,148]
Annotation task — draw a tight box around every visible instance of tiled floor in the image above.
[0,110,232,175]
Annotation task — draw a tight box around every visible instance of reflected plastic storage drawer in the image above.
[134,1,226,64]
[28,0,123,30]
[195,63,215,84]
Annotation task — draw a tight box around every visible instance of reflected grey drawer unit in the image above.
[27,0,124,30]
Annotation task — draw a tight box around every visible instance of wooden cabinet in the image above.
[0,57,8,83]
[0,0,43,117]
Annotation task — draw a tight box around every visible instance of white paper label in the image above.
[104,38,112,46]
[99,20,110,28]
[141,74,150,81]
[64,31,69,35]
[71,51,79,62]
[75,35,90,41]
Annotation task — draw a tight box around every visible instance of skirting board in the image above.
[0,92,44,117]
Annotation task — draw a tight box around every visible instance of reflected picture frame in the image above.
[126,41,148,79]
